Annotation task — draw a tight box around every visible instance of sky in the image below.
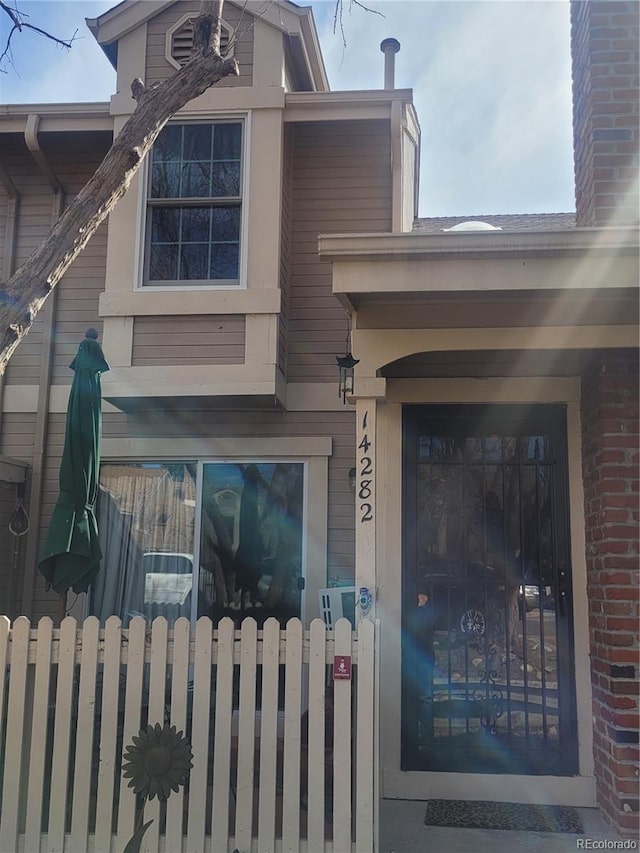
[0,0,576,217]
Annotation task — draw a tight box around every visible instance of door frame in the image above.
[401,403,577,776]
[373,378,596,805]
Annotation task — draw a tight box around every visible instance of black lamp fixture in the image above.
[336,313,359,404]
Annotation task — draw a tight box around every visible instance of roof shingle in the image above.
[414,213,576,233]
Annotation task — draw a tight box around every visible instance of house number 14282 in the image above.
[358,412,374,522]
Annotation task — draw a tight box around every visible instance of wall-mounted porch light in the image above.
[336,313,359,404]
[336,352,359,404]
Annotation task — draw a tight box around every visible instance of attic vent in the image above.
[166,15,234,70]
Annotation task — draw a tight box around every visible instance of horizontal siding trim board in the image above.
[99,289,281,317]
[101,435,333,459]
[2,382,355,414]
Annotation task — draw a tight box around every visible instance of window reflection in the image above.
[92,461,305,628]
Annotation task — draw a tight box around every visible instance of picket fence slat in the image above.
[47,616,78,853]
[186,618,212,853]
[166,617,190,851]
[211,618,234,852]
[282,618,303,853]
[332,619,352,853]
[144,617,169,853]
[117,616,146,847]
[235,618,258,852]
[0,617,30,853]
[306,619,327,851]
[257,618,280,853]
[24,616,53,853]
[355,619,375,853]
[70,616,100,852]
[94,616,122,853]
[1,615,376,853]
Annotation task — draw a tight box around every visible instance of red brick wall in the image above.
[581,349,639,837]
[570,1,639,226]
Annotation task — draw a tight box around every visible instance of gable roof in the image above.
[414,213,577,233]
[86,0,329,91]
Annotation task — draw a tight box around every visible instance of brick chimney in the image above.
[570,1,639,226]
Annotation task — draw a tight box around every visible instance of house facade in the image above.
[0,0,637,842]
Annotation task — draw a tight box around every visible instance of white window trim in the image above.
[135,112,252,292]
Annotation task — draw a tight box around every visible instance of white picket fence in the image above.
[0,615,377,853]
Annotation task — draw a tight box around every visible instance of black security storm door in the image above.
[402,405,578,776]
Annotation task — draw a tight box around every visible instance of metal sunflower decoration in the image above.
[122,722,193,852]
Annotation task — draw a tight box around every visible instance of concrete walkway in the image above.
[379,801,627,852]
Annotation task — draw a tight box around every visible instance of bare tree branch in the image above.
[332,0,384,47]
[0,1,78,71]
[0,1,238,374]
[0,0,372,373]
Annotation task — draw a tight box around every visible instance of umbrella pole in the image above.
[58,590,68,625]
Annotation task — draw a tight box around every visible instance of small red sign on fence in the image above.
[333,654,352,680]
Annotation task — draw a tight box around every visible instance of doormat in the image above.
[424,800,583,833]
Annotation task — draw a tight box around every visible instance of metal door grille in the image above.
[402,406,577,776]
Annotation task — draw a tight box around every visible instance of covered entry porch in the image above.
[321,225,638,824]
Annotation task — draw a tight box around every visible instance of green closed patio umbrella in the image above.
[39,329,110,598]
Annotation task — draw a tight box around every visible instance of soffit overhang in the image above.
[103,393,286,412]
[285,88,413,121]
[0,104,113,134]
[320,227,640,315]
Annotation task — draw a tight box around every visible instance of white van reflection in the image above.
[142,552,193,620]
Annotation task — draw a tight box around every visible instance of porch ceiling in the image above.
[352,288,638,331]
[380,348,584,379]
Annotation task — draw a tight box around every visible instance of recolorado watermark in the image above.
[576,841,638,849]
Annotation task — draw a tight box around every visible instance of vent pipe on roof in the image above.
[380,38,400,89]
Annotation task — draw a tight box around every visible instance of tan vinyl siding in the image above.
[288,120,392,381]
[32,408,356,619]
[0,132,111,386]
[2,135,53,384]
[279,124,293,376]
[53,222,108,382]
[0,413,37,461]
[145,2,253,87]
[0,480,20,613]
[0,183,7,268]
[0,413,37,616]
[131,314,245,366]
[33,411,66,620]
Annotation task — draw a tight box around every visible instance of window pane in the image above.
[213,123,242,160]
[181,207,211,243]
[211,162,240,196]
[147,122,243,286]
[212,206,240,241]
[198,462,304,626]
[151,162,180,198]
[152,124,182,163]
[210,243,239,279]
[151,207,180,243]
[181,162,212,197]
[149,243,179,280]
[179,243,209,280]
[93,463,196,625]
[183,124,212,161]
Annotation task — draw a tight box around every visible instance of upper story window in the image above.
[145,121,243,286]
